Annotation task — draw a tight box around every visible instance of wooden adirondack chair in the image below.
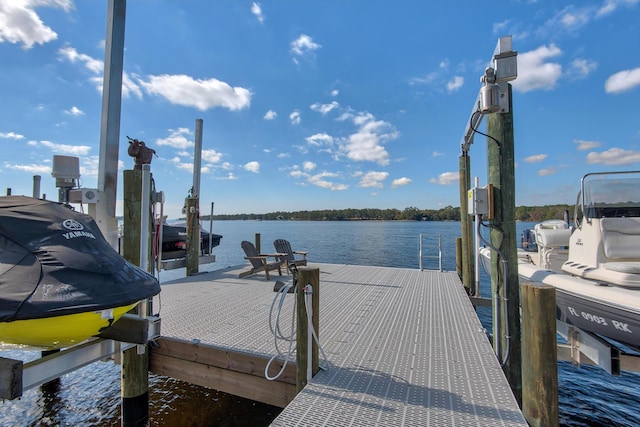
[273,239,308,270]
[239,240,283,280]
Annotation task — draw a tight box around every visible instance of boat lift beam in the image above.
[556,320,622,376]
[0,314,160,400]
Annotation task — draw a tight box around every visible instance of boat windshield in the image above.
[582,171,640,219]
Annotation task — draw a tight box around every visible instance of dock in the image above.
[151,263,527,426]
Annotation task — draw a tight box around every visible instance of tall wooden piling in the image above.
[458,154,473,294]
[521,281,558,427]
[122,169,151,426]
[296,267,320,391]
[185,196,199,276]
[455,237,462,279]
[487,84,521,404]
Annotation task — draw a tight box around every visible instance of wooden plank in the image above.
[150,337,295,385]
[149,337,297,407]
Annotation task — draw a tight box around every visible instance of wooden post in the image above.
[521,281,558,427]
[185,196,199,276]
[455,237,462,279]
[123,170,142,266]
[254,233,261,254]
[296,267,320,391]
[121,346,149,427]
[487,84,521,404]
[458,154,473,294]
[122,169,151,427]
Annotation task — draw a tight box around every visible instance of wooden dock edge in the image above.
[149,337,297,408]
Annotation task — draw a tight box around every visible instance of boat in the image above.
[158,222,222,260]
[0,196,161,349]
[481,171,640,350]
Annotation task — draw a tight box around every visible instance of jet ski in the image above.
[0,196,161,349]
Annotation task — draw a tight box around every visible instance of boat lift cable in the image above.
[478,220,511,368]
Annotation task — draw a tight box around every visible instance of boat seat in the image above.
[535,228,571,248]
[603,262,640,274]
[600,217,640,259]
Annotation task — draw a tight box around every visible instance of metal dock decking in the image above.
[155,263,526,426]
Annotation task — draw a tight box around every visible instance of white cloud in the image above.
[568,58,598,80]
[538,167,557,176]
[34,140,91,156]
[65,106,85,116]
[250,2,264,23]
[308,171,347,191]
[310,101,339,115]
[58,46,143,99]
[357,171,389,189]
[156,128,193,149]
[0,0,73,49]
[0,131,25,140]
[58,46,103,74]
[574,139,602,151]
[4,162,51,173]
[264,109,277,120]
[140,74,251,111]
[290,34,321,57]
[339,112,399,166]
[244,161,260,173]
[605,67,640,94]
[171,157,194,171]
[202,149,223,164]
[330,89,339,97]
[556,6,591,31]
[302,161,316,171]
[597,0,639,17]
[289,110,301,125]
[446,76,464,92]
[511,44,563,93]
[432,151,445,157]
[305,133,333,146]
[391,177,412,188]
[429,171,459,185]
[587,147,640,165]
[524,154,547,163]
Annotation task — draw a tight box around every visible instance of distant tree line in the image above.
[204,204,573,222]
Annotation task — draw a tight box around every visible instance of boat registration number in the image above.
[566,306,633,333]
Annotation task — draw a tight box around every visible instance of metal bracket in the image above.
[556,320,621,376]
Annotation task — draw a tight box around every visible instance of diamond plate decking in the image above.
[158,263,526,426]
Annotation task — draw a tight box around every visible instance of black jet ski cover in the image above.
[0,196,160,322]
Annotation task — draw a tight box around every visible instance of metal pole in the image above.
[96,0,126,249]
[193,119,203,198]
[32,175,41,198]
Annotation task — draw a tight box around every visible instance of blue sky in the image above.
[1,0,639,218]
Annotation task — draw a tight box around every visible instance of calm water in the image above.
[2,220,639,426]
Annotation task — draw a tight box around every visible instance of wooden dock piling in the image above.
[295,267,320,391]
[521,281,558,427]
[185,196,199,276]
[487,84,522,403]
[122,169,151,426]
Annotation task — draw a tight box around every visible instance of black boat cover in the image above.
[0,196,160,322]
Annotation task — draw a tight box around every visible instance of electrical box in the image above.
[468,185,494,217]
[68,188,101,204]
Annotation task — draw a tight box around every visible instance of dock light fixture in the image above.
[480,67,500,114]
[460,36,518,153]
